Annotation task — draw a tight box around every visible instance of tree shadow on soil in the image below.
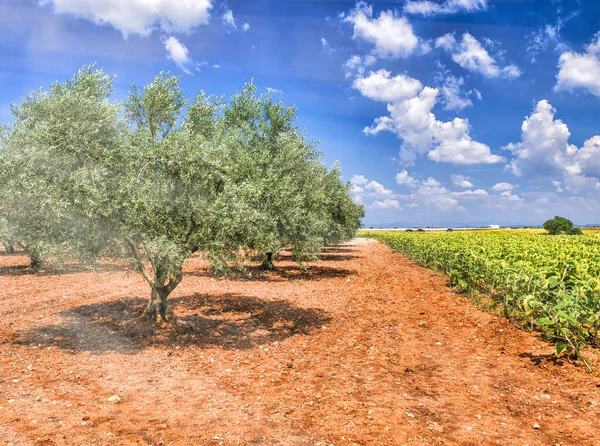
[518,352,566,367]
[0,259,126,277]
[13,293,331,354]
[186,264,356,282]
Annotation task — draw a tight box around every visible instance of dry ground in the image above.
[1,239,599,445]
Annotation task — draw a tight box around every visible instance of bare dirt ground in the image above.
[1,239,599,445]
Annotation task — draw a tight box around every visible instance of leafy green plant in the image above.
[367,230,600,370]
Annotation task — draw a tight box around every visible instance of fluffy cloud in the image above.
[355,71,503,165]
[405,0,486,16]
[451,175,473,188]
[555,33,600,96]
[353,69,422,102]
[491,182,515,192]
[350,174,369,185]
[505,100,600,193]
[436,33,521,79]
[365,180,394,195]
[163,36,192,74]
[243,23,250,32]
[396,170,418,188]
[343,1,419,58]
[371,198,402,210]
[40,0,212,37]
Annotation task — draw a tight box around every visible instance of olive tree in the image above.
[1,65,361,322]
[191,87,364,270]
[543,216,582,235]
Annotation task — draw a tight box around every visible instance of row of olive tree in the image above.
[0,65,363,322]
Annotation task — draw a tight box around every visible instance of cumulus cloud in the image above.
[163,36,192,74]
[405,0,486,16]
[451,175,473,188]
[355,70,504,165]
[396,170,418,188]
[365,180,394,196]
[371,198,402,210]
[555,32,600,96]
[353,69,422,102]
[40,0,212,37]
[243,22,250,32]
[350,174,369,185]
[505,100,600,195]
[491,182,515,192]
[343,1,419,58]
[500,191,523,202]
[436,33,521,79]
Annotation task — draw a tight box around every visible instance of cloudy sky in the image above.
[1,0,600,226]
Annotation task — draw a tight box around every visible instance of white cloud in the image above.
[405,0,486,16]
[321,38,334,53]
[396,170,418,188]
[350,174,369,185]
[222,9,236,31]
[527,23,562,63]
[40,0,212,37]
[436,33,521,79]
[343,1,419,58]
[563,175,600,194]
[452,189,488,196]
[365,180,394,195]
[505,100,581,177]
[353,69,423,102]
[358,71,504,165]
[552,180,564,193]
[451,174,473,188]
[243,22,250,32]
[505,100,600,194]
[439,75,476,111]
[491,182,515,192]
[266,87,284,95]
[500,191,523,202]
[344,54,377,78]
[164,36,192,74]
[555,33,600,96]
[371,198,402,210]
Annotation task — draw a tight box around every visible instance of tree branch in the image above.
[124,236,154,287]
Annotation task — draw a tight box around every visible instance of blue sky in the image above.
[1,0,600,227]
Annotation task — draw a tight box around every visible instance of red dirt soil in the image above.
[1,239,599,445]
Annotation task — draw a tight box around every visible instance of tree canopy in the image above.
[543,216,582,235]
[0,65,363,322]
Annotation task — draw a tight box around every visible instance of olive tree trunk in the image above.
[143,285,174,322]
[261,252,275,270]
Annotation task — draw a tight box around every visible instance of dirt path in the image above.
[1,240,599,445]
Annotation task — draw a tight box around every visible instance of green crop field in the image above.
[363,229,600,369]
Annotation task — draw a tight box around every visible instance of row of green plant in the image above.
[0,64,364,322]
[365,230,600,371]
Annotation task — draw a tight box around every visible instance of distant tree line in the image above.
[0,65,364,322]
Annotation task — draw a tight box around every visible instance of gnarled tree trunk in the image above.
[143,285,174,322]
[141,263,183,323]
[261,252,274,270]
